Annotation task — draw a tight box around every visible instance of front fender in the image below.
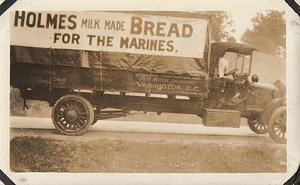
[261,98,286,125]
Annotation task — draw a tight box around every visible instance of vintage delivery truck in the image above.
[10,11,286,143]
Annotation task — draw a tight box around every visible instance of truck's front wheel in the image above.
[51,94,94,135]
[247,114,268,134]
[268,106,286,144]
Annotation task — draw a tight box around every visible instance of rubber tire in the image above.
[51,94,94,136]
[247,115,268,134]
[91,107,100,126]
[268,106,286,144]
[91,119,98,126]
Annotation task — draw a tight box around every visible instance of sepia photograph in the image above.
[8,9,287,174]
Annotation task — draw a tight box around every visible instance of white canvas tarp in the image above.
[11,11,208,58]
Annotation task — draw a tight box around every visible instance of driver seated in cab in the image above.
[217,51,241,103]
[218,51,235,79]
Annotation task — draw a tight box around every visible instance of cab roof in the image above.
[211,42,257,56]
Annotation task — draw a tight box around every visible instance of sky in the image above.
[230,9,258,42]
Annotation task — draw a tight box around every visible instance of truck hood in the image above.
[253,80,286,98]
[253,82,277,91]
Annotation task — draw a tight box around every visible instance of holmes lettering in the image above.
[14,11,77,30]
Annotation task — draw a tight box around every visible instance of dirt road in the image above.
[10,116,286,173]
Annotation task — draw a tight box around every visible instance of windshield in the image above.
[224,52,251,75]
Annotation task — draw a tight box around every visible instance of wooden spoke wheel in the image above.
[268,107,286,144]
[247,115,268,134]
[52,95,94,135]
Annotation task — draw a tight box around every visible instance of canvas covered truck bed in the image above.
[10,46,208,96]
[10,11,210,97]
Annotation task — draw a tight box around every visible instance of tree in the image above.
[209,11,236,42]
[197,11,236,42]
[227,36,236,43]
[241,11,285,55]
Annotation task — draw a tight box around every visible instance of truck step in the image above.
[203,108,241,128]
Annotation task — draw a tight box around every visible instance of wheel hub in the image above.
[66,109,78,122]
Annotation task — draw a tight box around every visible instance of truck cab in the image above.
[208,42,257,109]
[207,42,286,143]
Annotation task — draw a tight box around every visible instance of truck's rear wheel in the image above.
[247,115,268,134]
[268,106,286,144]
[91,107,100,126]
[52,95,94,135]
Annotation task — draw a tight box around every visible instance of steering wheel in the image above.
[224,68,239,76]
